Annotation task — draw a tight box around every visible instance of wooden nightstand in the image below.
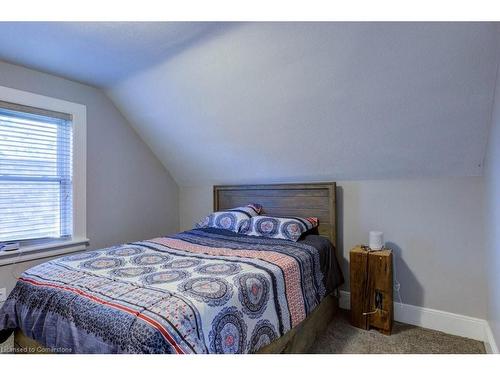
[349,245,393,335]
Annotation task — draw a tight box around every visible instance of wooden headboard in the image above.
[213,182,337,245]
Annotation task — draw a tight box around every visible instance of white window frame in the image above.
[0,85,88,265]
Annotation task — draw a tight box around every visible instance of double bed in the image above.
[0,182,343,354]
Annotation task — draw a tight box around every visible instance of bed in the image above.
[0,182,343,354]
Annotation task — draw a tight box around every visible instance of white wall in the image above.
[180,177,486,319]
[484,36,500,347]
[0,60,180,295]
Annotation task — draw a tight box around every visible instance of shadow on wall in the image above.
[335,185,347,285]
[335,185,423,307]
[386,241,423,307]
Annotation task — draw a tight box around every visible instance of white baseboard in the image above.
[338,290,498,352]
[484,322,499,354]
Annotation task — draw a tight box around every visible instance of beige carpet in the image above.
[0,333,13,354]
[309,309,486,354]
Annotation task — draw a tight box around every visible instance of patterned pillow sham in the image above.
[240,215,319,242]
[195,203,262,233]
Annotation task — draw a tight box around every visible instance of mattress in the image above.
[0,228,343,354]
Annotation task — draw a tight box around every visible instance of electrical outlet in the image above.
[375,289,383,309]
[394,281,401,291]
[0,287,7,303]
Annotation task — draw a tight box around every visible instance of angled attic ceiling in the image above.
[0,22,498,186]
[0,22,233,87]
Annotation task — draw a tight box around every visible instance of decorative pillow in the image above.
[240,216,319,242]
[195,203,262,233]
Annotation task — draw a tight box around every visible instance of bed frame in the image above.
[214,182,339,353]
[14,182,339,354]
[214,182,337,245]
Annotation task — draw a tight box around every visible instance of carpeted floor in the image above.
[309,309,486,354]
[0,333,13,354]
[0,310,486,354]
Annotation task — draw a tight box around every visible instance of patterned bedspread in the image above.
[0,228,329,353]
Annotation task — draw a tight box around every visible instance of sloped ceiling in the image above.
[0,22,233,87]
[108,22,499,186]
[0,22,498,186]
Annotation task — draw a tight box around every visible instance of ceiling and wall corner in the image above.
[0,22,497,186]
[0,59,180,249]
[106,22,500,186]
[0,22,236,88]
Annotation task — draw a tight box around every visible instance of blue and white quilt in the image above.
[0,228,334,353]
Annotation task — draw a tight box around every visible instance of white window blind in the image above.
[0,101,73,243]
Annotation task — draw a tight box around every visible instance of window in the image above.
[0,85,87,261]
[0,102,73,242]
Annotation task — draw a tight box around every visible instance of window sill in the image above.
[0,238,89,267]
